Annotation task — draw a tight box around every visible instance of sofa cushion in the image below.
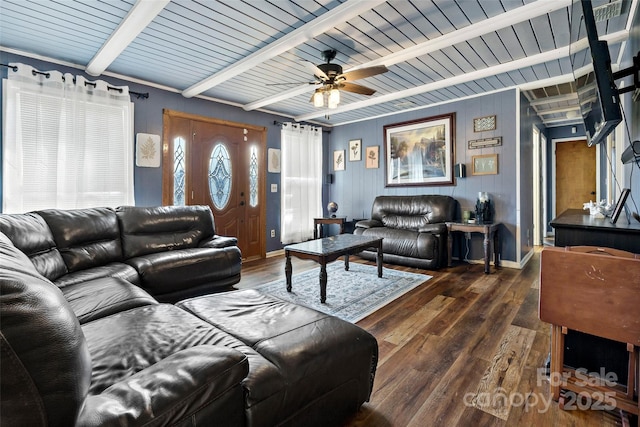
[0,232,92,427]
[126,246,242,299]
[381,214,430,230]
[0,212,67,281]
[61,276,157,324]
[38,207,123,272]
[54,262,140,289]
[371,195,456,224]
[116,205,217,258]
[77,345,249,427]
[81,304,286,415]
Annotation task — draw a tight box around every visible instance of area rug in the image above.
[254,262,432,323]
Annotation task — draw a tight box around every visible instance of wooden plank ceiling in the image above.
[0,0,635,127]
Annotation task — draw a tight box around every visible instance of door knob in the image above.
[240,201,245,206]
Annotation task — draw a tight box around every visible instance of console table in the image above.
[445,222,501,274]
[550,209,640,253]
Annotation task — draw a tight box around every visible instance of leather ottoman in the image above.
[177,289,378,427]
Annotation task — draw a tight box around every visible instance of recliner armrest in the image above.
[417,223,447,234]
[355,219,383,229]
[200,235,238,248]
[77,345,248,426]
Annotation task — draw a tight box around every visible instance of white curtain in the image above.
[3,62,134,213]
[280,122,323,244]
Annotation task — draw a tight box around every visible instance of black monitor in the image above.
[570,0,622,146]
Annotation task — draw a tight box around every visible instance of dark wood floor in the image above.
[238,250,626,427]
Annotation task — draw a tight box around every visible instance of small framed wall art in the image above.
[472,153,498,175]
[333,150,345,171]
[473,115,496,132]
[267,148,281,173]
[349,139,362,161]
[365,146,379,169]
[136,133,161,167]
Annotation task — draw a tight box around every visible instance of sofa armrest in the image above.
[355,219,383,229]
[77,345,248,427]
[200,235,238,248]
[417,223,448,234]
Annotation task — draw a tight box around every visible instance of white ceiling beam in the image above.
[294,28,630,122]
[182,0,386,98]
[86,0,169,76]
[528,92,578,106]
[295,47,569,122]
[537,106,581,115]
[243,0,571,111]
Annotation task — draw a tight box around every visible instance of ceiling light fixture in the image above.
[312,86,341,109]
[86,0,169,76]
[328,88,340,109]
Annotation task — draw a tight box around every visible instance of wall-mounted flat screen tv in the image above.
[570,0,621,146]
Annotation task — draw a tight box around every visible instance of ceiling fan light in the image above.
[328,88,340,109]
[313,90,324,107]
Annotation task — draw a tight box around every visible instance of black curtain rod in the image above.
[274,120,331,132]
[1,63,149,99]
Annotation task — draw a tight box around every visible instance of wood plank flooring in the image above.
[238,249,627,427]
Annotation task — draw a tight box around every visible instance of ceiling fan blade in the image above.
[339,82,376,96]
[304,61,329,81]
[339,65,388,81]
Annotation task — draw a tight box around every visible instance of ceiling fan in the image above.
[305,49,388,108]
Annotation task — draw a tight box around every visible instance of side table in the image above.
[314,217,346,239]
[446,222,501,273]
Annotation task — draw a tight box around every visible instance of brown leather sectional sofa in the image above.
[0,205,378,426]
[354,195,457,269]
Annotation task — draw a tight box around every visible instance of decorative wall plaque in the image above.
[468,137,502,149]
[473,115,496,132]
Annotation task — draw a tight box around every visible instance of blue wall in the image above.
[0,51,327,252]
[3,47,639,261]
[327,89,524,264]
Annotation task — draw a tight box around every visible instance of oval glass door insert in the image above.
[208,143,232,209]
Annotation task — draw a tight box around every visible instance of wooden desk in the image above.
[313,217,345,239]
[446,222,500,273]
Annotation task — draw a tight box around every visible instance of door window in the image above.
[249,145,258,207]
[173,137,186,206]
[208,143,232,209]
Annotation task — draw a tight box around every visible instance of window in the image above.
[2,63,134,212]
[280,123,322,244]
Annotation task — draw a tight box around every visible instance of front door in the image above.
[555,139,596,215]
[163,110,266,260]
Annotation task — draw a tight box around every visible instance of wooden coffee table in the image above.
[284,234,383,303]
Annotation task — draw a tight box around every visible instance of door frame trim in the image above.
[161,109,268,259]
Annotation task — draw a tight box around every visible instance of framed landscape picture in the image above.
[384,113,455,186]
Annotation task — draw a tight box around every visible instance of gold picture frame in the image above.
[472,153,498,175]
